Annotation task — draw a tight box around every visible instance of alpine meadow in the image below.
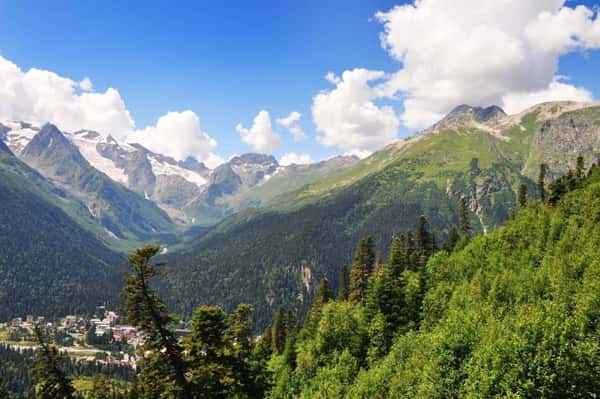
[1,1,600,398]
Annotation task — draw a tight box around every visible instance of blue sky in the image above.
[0,0,599,165]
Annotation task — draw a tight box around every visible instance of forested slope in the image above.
[0,148,123,320]
[265,163,600,398]
[163,103,600,328]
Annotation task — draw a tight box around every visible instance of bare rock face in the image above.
[524,106,600,178]
[426,104,507,133]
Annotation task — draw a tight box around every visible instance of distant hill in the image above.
[163,101,600,327]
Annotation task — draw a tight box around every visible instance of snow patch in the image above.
[104,228,120,240]
[69,134,129,184]
[149,156,207,187]
[3,124,38,155]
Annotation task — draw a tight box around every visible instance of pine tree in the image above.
[387,235,407,278]
[33,325,75,399]
[459,197,471,236]
[338,265,350,301]
[518,183,527,207]
[122,244,191,399]
[186,305,233,399]
[349,237,376,304]
[404,232,417,271]
[538,163,547,202]
[310,278,334,314]
[443,226,460,252]
[271,306,288,354]
[576,155,585,178]
[415,215,434,258]
[548,177,567,206]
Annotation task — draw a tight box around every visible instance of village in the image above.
[0,306,190,369]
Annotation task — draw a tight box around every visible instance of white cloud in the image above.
[0,54,134,135]
[0,54,223,165]
[344,149,372,159]
[502,77,592,114]
[276,111,307,142]
[312,68,400,153]
[127,111,218,162]
[325,71,341,85]
[236,110,281,152]
[279,152,314,166]
[276,111,301,127]
[374,0,600,129]
[78,77,94,92]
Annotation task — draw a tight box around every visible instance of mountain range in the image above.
[1,100,599,323]
[161,101,600,326]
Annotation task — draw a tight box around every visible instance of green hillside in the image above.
[0,148,123,321]
[164,103,600,328]
[266,162,600,398]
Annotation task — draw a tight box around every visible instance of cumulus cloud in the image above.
[279,152,314,166]
[276,111,307,142]
[236,110,281,152]
[78,77,94,92]
[0,54,223,165]
[312,68,400,153]
[374,0,600,129]
[325,71,341,85]
[502,77,592,114]
[0,54,134,135]
[127,111,219,163]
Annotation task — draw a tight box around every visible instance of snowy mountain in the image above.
[0,120,359,227]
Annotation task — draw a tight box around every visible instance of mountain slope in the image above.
[269,155,600,399]
[163,101,600,327]
[0,147,122,321]
[19,124,177,245]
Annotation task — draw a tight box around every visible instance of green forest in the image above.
[2,157,600,398]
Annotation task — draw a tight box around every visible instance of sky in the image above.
[1,0,600,167]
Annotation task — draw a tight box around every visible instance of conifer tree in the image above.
[576,155,585,178]
[122,244,191,399]
[349,237,376,304]
[338,265,350,301]
[538,163,547,202]
[387,235,407,278]
[271,306,288,354]
[33,325,75,399]
[415,215,434,258]
[404,232,417,271]
[518,183,528,207]
[548,177,567,206]
[443,226,460,252]
[311,278,334,314]
[185,305,232,399]
[459,197,471,236]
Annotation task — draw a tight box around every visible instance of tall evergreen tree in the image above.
[443,226,460,252]
[33,325,75,399]
[310,278,334,314]
[576,155,585,178]
[415,215,434,258]
[538,163,547,203]
[459,197,471,236]
[122,244,191,399]
[349,237,376,304]
[518,183,528,207]
[338,265,350,301]
[185,305,232,399]
[388,235,407,278]
[271,306,288,354]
